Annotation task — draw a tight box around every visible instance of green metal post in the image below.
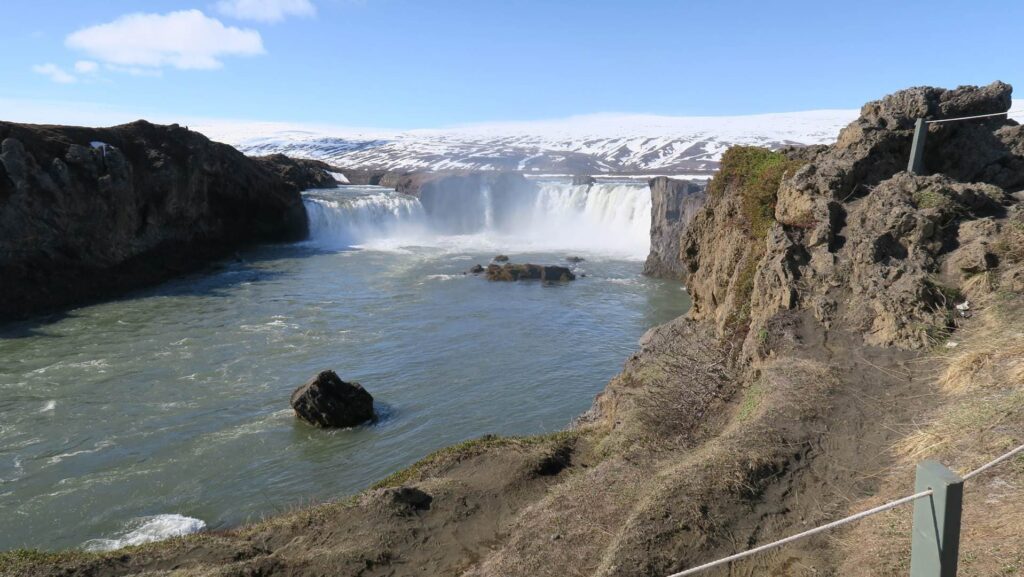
[909,460,963,577]
[908,118,928,174]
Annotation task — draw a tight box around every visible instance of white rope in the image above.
[925,109,1024,124]
[665,490,933,577]
[962,443,1024,481]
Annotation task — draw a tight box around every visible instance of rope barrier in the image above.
[665,490,932,577]
[962,442,1024,481]
[925,109,1024,124]
[666,442,1024,576]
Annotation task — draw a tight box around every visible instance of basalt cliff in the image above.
[643,176,706,279]
[4,82,1023,577]
[0,120,339,321]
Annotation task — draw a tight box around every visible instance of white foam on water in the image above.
[82,514,206,552]
[40,400,56,413]
[0,456,24,483]
[47,440,114,464]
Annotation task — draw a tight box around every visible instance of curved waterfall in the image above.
[303,180,652,258]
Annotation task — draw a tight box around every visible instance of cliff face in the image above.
[0,120,318,321]
[256,154,345,190]
[642,176,706,279]
[682,80,1023,352]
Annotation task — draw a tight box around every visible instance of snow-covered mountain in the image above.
[195,109,863,175]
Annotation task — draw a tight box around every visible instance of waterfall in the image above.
[303,180,652,258]
[304,188,425,247]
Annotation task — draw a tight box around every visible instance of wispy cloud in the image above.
[32,63,77,84]
[65,9,264,71]
[74,60,99,74]
[215,0,316,23]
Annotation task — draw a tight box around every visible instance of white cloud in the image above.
[33,63,77,84]
[74,60,99,74]
[65,10,264,71]
[215,0,316,23]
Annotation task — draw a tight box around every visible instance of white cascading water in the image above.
[302,181,652,259]
[304,189,426,247]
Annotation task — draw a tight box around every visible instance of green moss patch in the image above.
[708,146,805,240]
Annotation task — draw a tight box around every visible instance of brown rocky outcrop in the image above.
[642,177,706,280]
[681,81,1020,351]
[0,120,321,321]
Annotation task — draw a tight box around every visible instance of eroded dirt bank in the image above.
[4,82,1023,577]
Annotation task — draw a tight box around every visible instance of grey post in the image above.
[909,460,964,577]
[907,117,928,174]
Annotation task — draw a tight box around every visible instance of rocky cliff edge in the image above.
[0,120,339,321]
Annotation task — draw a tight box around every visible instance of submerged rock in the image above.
[485,263,576,282]
[290,370,375,428]
[566,256,586,263]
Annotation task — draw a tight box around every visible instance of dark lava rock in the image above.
[290,370,375,428]
[485,263,576,282]
[386,487,433,511]
[566,256,586,263]
[469,264,485,274]
[0,120,318,321]
[256,154,345,190]
[493,254,510,262]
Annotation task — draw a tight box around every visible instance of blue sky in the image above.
[2,0,1022,129]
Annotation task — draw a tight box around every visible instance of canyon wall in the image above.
[0,120,329,321]
[642,176,706,279]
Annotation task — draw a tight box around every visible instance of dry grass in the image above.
[840,280,1024,577]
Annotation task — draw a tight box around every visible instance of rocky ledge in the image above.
[684,80,1023,351]
[0,120,338,321]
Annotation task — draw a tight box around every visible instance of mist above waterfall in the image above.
[303,180,652,259]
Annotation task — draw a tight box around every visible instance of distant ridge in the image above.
[194,109,862,175]
[194,101,1024,175]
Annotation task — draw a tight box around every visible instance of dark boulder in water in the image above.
[493,254,510,262]
[566,256,586,263]
[291,370,375,428]
[469,264,485,274]
[485,263,576,282]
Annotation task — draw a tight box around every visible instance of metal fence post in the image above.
[909,460,963,577]
[907,118,928,174]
